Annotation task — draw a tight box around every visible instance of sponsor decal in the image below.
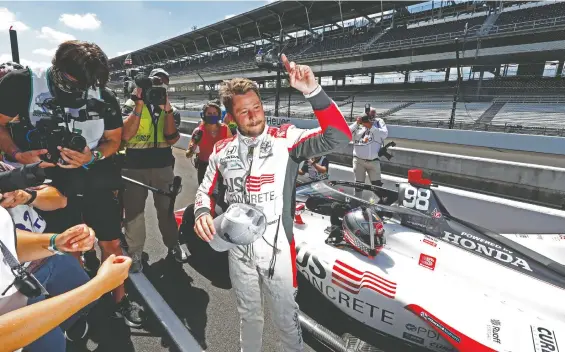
[405,323,441,341]
[423,236,438,247]
[442,231,533,272]
[403,332,424,345]
[486,319,501,344]
[419,311,461,343]
[246,174,275,192]
[431,208,442,219]
[419,254,437,271]
[227,191,275,205]
[331,259,397,299]
[406,304,497,352]
[296,244,395,325]
[430,342,457,352]
[266,116,291,127]
[259,140,273,158]
[226,145,237,155]
[195,193,204,207]
[531,325,559,352]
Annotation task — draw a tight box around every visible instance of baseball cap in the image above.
[209,204,267,252]
[149,68,169,79]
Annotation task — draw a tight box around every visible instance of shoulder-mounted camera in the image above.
[132,74,167,106]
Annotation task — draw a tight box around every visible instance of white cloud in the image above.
[225,14,235,19]
[37,27,75,44]
[0,7,29,31]
[32,48,56,57]
[117,50,132,56]
[59,13,101,30]
[0,53,50,75]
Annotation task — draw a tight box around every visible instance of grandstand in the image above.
[109,0,565,137]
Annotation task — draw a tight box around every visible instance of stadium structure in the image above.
[108,0,565,137]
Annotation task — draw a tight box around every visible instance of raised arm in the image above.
[279,54,352,160]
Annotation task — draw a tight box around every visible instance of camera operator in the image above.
[0,205,131,352]
[349,107,389,193]
[0,40,144,327]
[186,100,233,184]
[0,161,93,348]
[297,156,329,182]
[121,68,187,272]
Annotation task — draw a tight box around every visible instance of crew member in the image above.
[298,156,329,181]
[0,206,131,352]
[186,100,232,184]
[0,40,144,327]
[121,68,188,272]
[193,54,352,351]
[349,108,388,190]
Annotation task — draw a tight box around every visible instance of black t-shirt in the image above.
[0,68,124,196]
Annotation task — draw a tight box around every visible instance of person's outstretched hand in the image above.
[95,254,132,292]
[55,224,96,253]
[281,54,319,95]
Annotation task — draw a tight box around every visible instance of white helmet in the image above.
[209,203,267,252]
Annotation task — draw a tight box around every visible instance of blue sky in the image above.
[0,1,273,72]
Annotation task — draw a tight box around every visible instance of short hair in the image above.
[52,40,109,89]
[219,78,261,114]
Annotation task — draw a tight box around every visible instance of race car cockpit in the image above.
[295,180,397,257]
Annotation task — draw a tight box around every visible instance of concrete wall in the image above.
[175,123,565,208]
[330,144,565,208]
[178,112,565,155]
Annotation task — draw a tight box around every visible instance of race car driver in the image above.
[193,54,352,351]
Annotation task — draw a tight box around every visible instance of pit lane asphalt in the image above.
[69,148,421,352]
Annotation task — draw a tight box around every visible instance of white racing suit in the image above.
[194,85,352,351]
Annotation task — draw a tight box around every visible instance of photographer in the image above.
[0,40,144,327]
[0,206,131,352]
[297,156,329,182]
[121,68,187,272]
[186,100,232,184]
[349,107,389,192]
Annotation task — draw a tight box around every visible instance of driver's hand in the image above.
[194,213,215,242]
[15,150,56,168]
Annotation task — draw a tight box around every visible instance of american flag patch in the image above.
[246,174,275,192]
[331,260,397,299]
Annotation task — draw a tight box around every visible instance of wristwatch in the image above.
[24,190,37,205]
[92,150,104,162]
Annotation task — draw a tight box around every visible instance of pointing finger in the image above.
[281,54,291,73]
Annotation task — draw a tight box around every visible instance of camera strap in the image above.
[0,238,21,271]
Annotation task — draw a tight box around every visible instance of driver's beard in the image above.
[237,119,266,139]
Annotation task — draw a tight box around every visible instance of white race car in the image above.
[176,169,565,352]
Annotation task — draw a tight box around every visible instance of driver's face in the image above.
[231,90,265,138]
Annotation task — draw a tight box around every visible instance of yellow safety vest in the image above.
[126,104,168,149]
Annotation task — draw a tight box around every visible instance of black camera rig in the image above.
[378,141,396,161]
[8,96,116,164]
[0,162,46,192]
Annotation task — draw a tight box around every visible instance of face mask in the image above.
[203,115,220,124]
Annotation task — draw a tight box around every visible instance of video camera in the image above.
[255,48,283,73]
[0,162,46,192]
[378,141,396,161]
[132,74,167,106]
[8,97,115,164]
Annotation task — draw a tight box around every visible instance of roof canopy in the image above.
[109,0,423,69]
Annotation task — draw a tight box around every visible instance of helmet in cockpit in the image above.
[342,207,385,256]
